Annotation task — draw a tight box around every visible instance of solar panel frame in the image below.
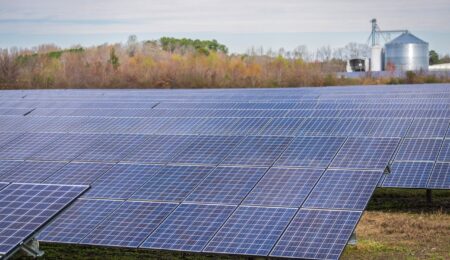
[394,138,443,162]
[80,201,177,248]
[0,183,88,256]
[204,206,296,256]
[82,164,162,200]
[275,136,346,168]
[220,136,292,167]
[382,162,434,188]
[330,137,400,170]
[38,199,123,244]
[171,136,244,165]
[270,209,362,260]
[141,203,236,252]
[302,169,383,210]
[427,163,450,189]
[44,162,114,185]
[130,165,214,202]
[243,167,324,207]
[185,166,267,205]
[1,161,67,183]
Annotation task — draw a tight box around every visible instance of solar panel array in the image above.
[1,84,450,259]
[0,183,87,257]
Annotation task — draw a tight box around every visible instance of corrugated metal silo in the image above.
[384,32,429,71]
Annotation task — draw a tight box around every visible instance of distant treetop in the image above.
[158,37,228,55]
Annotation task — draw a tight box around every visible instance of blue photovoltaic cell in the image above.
[220,136,292,167]
[123,135,196,164]
[275,136,345,168]
[0,133,63,160]
[427,163,450,189]
[437,139,450,162]
[0,160,23,179]
[330,137,399,170]
[204,206,296,256]
[270,209,362,260]
[141,204,235,252]
[130,166,214,202]
[303,169,382,210]
[75,134,148,162]
[406,119,449,138]
[333,118,375,137]
[1,161,67,183]
[185,167,267,204]
[296,118,339,136]
[228,118,271,136]
[83,164,162,199]
[0,182,7,190]
[39,199,123,243]
[155,118,206,135]
[44,162,114,185]
[395,138,442,162]
[382,162,434,188]
[80,201,177,247]
[257,118,304,136]
[0,132,22,148]
[194,118,240,135]
[171,136,243,165]
[243,168,323,207]
[30,133,101,161]
[0,183,87,256]
[370,119,412,137]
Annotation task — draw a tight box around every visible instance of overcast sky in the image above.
[1,0,449,53]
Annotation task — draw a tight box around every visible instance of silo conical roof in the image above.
[387,32,428,45]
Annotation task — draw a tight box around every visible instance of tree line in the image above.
[0,36,448,89]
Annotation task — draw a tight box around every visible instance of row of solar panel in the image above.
[0,133,411,168]
[19,107,450,119]
[2,98,450,109]
[37,198,362,259]
[0,183,87,256]
[1,116,449,138]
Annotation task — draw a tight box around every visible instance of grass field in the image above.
[13,189,450,260]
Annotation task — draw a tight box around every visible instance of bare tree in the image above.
[0,48,19,84]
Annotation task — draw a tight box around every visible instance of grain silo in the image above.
[384,32,429,71]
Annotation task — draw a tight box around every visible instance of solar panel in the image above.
[83,164,162,199]
[427,163,450,189]
[270,209,362,260]
[382,162,434,188]
[333,118,375,137]
[156,118,206,135]
[0,183,87,256]
[0,133,63,160]
[303,169,383,210]
[437,139,450,162]
[171,136,243,165]
[330,137,399,170]
[369,119,412,137]
[0,132,22,148]
[204,206,296,256]
[296,118,339,136]
[30,133,101,161]
[44,162,114,185]
[75,134,148,162]
[220,136,292,167]
[80,201,177,247]
[394,138,442,162]
[141,204,235,252]
[130,165,214,202]
[0,182,7,190]
[39,199,123,243]
[123,135,196,164]
[275,136,345,168]
[1,161,67,183]
[243,168,323,207]
[257,118,304,136]
[406,119,449,138]
[185,167,267,204]
[0,160,23,179]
